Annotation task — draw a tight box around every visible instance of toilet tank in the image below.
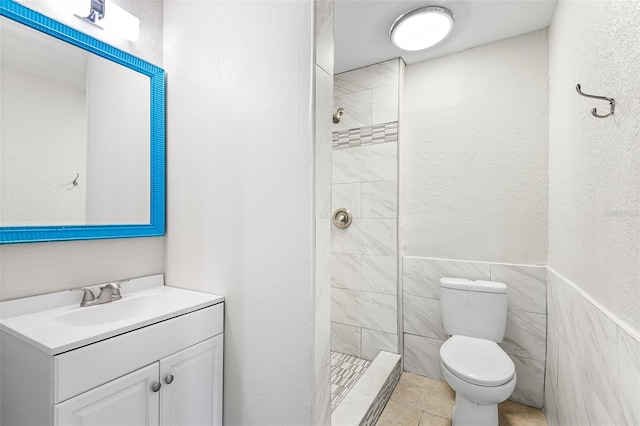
[440,277,508,343]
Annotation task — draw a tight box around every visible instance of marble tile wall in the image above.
[331,59,401,362]
[333,60,400,132]
[545,268,640,426]
[330,149,398,361]
[402,256,547,408]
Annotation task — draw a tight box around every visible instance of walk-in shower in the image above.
[329,59,404,424]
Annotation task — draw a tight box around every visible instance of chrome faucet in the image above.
[71,281,125,307]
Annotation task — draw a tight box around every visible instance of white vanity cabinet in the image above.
[55,335,223,426]
[159,335,223,425]
[0,275,224,426]
[54,363,161,425]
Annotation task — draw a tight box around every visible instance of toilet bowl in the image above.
[438,278,517,426]
[440,335,516,425]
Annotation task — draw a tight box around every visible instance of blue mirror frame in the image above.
[0,1,165,244]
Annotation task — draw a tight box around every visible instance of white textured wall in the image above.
[548,1,640,333]
[402,30,549,265]
[85,56,150,225]
[1,68,87,226]
[163,1,317,424]
[0,0,164,300]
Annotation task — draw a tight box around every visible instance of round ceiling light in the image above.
[390,6,454,51]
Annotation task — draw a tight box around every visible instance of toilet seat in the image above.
[440,335,515,387]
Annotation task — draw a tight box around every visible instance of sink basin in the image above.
[55,294,178,326]
[0,274,224,355]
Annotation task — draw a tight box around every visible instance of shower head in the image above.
[333,108,345,124]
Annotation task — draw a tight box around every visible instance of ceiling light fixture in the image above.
[390,6,454,51]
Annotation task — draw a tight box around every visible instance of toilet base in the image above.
[452,393,498,426]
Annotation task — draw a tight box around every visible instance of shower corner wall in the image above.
[330,58,404,363]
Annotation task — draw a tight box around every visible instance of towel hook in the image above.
[575,84,615,118]
[72,173,79,187]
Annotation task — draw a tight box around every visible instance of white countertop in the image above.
[0,274,224,355]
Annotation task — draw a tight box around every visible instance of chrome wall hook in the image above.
[575,84,615,118]
[333,108,345,124]
[72,173,79,187]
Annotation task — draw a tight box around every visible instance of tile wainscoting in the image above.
[545,268,640,426]
[402,256,547,408]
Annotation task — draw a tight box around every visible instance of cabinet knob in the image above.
[151,382,162,392]
[165,375,174,385]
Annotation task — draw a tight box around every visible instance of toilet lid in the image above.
[440,335,515,386]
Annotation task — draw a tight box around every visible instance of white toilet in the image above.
[439,277,517,426]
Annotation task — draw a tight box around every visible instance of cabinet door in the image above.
[160,335,223,426]
[54,363,160,426]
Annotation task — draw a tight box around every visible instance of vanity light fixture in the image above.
[74,0,140,42]
[81,0,105,23]
[390,6,454,51]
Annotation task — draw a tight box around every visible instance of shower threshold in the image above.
[330,351,401,426]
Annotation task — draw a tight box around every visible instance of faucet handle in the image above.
[101,282,120,290]
[104,280,128,289]
[100,281,125,300]
[70,287,96,303]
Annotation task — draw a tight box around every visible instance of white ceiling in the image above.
[334,0,557,74]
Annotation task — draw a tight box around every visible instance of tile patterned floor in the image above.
[331,351,372,412]
[375,372,548,426]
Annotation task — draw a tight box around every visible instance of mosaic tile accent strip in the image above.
[331,351,372,412]
[361,354,401,426]
[332,121,398,150]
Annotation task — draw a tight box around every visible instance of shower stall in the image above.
[329,59,404,424]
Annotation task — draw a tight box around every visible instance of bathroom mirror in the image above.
[0,2,165,243]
